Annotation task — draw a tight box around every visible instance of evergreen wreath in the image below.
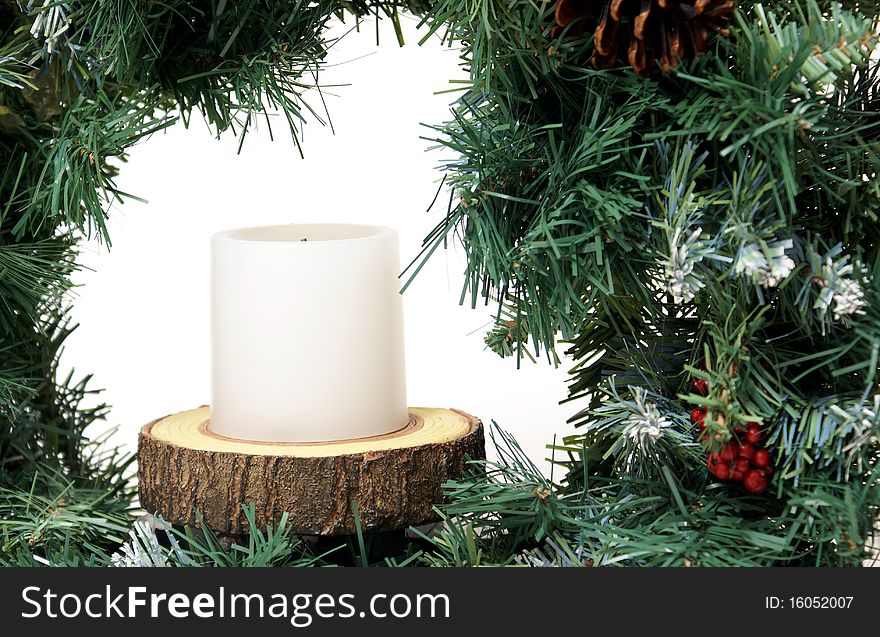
[1,0,879,567]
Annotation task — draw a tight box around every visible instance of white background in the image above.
[60,17,581,475]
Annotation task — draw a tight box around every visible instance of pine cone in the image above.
[554,0,735,75]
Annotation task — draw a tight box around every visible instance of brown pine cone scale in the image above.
[555,0,735,75]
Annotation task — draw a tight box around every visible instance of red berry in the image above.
[731,469,745,481]
[745,424,762,445]
[737,443,756,461]
[752,448,770,468]
[743,470,769,494]
[707,454,721,472]
[692,377,709,395]
[691,408,706,424]
[735,458,750,474]
[714,462,731,479]
[719,443,737,462]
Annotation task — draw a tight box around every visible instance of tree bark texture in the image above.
[138,407,484,536]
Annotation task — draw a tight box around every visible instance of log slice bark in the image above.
[138,406,484,536]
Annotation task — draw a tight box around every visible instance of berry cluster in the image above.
[690,379,772,494]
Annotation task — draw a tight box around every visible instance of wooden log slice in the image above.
[138,406,484,536]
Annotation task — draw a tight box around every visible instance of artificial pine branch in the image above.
[416,0,880,565]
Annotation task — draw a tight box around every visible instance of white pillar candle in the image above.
[210,224,408,442]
